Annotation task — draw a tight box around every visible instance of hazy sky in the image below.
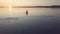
[0,0,60,6]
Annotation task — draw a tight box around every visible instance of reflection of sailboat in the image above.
[26,10,28,16]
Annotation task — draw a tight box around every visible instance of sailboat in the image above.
[26,10,28,16]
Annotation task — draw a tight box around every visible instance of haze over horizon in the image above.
[0,0,60,6]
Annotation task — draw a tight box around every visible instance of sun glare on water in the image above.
[9,5,12,15]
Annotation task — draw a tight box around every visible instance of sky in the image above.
[0,0,60,6]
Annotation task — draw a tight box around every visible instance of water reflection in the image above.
[0,8,60,34]
[0,8,60,18]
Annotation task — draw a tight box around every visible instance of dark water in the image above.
[0,8,60,34]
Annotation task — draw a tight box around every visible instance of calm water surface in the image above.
[0,8,60,17]
[0,8,60,34]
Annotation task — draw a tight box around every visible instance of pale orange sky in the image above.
[0,0,60,6]
[0,3,51,6]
